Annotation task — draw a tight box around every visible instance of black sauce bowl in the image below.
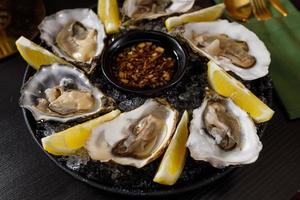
[101,30,187,96]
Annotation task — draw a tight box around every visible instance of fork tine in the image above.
[1,43,7,55]
[0,45,4,56]
[1,43,8,55]
[251,0,263,21]
[4,38,13,52]
[0,31,6,56]
[251,0,272,21]
[0,31,13,58]
[258,0,272,19]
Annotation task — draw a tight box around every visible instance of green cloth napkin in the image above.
[214,0,300,119]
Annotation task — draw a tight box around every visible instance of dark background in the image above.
[0,0,300,199]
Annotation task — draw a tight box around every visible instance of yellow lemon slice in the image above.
[98,0,121,34]
[165,3,225,31]
[42,110,121,156]
[15,36,69,70]
[208,61,274,123]
[153,111,189,185]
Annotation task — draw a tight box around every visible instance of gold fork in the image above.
[251,0,272,21]
[0,31,16,59]
[0,8,16,59]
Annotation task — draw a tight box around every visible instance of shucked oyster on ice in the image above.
[187,89,262,168]
[123,0,195,21]
[86,99,178,168]
[20,64,115,122]
[181,20,271,80]
[56,21,97,63]
[38,9,106,74]
[37,86,95,116]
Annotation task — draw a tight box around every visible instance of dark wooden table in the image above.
[0,0,299,200]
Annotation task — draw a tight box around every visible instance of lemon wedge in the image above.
[42,110,121,156]
[208,61,274,123]
[15,36,69,70]
[165,3,225,31]
[153,111,189,185]
[98,0,121,34]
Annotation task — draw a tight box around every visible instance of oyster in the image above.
[20,64,114,122]
[56,21,97,63]
[123,0,195,21]
[38,9,106,74]
[186,90,262,168]
[86,99,178,168]
[181,20,271,80]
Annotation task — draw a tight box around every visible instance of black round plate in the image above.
[22,61,272,197]
[21,0,273,197]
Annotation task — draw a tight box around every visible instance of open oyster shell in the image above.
[20,64,115,122]
[187,90,262,168]
[86,99,179,168]
[123,0,195,21]
[38,9,106,74]
[181,20,271,80]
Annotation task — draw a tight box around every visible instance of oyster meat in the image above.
[86,99,178,168]
[195,34,256,68]
[20,64,115,122]
[56,21,98,63]
[37,86,95,116]
[181,20,271,80]
[187,89,262,168]
[39,9,106,74]
[123,0,195,21]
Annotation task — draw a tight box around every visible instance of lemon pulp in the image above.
[208,61,274,123]
[98,0,121,34]
[153,111,189,185]
[42,110,121,156]
[165,3,225,31]
[16,36,68,70]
